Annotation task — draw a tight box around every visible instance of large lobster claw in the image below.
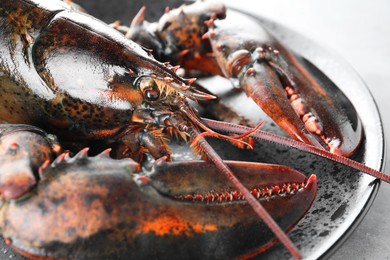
[125,1,362,156]
[0,153,316,259]
[205,12,362,156]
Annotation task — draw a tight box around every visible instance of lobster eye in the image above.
[138,77,160,101]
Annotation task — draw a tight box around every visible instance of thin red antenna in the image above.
[186,125,301,260]
[202,118,390,183]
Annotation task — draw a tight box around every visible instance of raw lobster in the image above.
[0,0,388,259]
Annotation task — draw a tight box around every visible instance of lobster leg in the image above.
[0,149,316,259]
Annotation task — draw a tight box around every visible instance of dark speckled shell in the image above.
[0,156,316,259]
[0,0,184,141]
[0,124,60,200]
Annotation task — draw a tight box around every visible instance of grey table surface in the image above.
[225,0,390,259]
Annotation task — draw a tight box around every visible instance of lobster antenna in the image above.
[202,118,390,183]
[186,124,301,260]
[173,103,301,259]
[183,106,263,149]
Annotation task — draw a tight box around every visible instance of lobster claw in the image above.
[147,160,317,259]
[239,60,324,148]
[0,153,316,259]
[204,10,362,156]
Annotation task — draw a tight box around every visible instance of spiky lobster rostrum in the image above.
[0,0,389,259]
